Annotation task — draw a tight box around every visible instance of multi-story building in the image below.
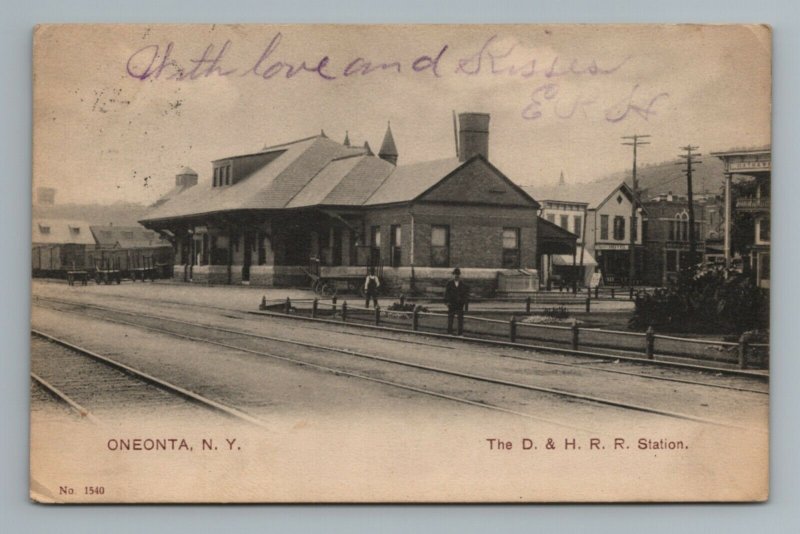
[583,183,645,286]
[525,179,644,287]
[537,198,593,287]
[641,197,706,285]
[711,146,770,289]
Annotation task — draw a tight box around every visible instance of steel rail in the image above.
[30,371,101,424]
[31,329,270,429]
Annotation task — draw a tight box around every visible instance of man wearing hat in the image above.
[444,267,470,335]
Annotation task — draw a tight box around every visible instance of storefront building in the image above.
[711,147,770,289]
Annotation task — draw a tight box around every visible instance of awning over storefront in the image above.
[537,217,578,256]
[551,247,597,267]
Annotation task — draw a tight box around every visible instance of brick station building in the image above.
[140,113,568,296]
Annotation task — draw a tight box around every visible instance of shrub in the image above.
[541,306,570,319]
[629,268,769,334]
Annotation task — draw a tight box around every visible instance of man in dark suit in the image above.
[445,267,470,335]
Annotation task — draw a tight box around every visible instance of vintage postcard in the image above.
[30,24,770,503]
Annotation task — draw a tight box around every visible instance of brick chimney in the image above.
[458,112,490,162]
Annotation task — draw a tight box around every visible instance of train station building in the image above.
[140,113,571,296]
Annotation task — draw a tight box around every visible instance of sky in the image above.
[32,24,771,205]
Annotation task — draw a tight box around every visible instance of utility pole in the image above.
[678,145,702,269]
[622,134,650,286]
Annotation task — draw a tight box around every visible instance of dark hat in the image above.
[452,268,461,275]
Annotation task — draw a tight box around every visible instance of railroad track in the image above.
[33,297,767,432]
[30,330,269,428]
[33,294,768,394]
[35,287,770,380]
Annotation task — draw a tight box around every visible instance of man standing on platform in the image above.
[445,267,470,335]
[364,268,380,309]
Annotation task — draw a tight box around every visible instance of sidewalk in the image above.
[31,278,634,313]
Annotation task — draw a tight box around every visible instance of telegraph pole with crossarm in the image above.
[622,134,650,286]
[678,145,702,269]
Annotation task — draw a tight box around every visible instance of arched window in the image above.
[673,211,689,241]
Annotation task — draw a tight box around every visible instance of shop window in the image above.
[613,216,625,241]
[600,215,609,240]
[431,225,450,267]
[666,250,678,272]
[390,225,402,267]
[760,253,770,280]
[502,227,520,269]
[631,216,638,242]
[758,217,770,242]
[573,215,582,238]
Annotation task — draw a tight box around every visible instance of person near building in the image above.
[364,269,380,308]
[445,267,470,335]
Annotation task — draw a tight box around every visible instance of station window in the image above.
[69,226,81,235]
[370,226,381,266]
[546,213,555,224]
[390,225,402,267]
[559,215,569,230]
[573,215,582,238]
[613,216,625,241]
[39,225,50,235]
[600,215,609,240]
[502,227,520,269]
[431,225,450,267]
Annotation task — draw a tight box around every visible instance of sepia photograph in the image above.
[29,23,771,503]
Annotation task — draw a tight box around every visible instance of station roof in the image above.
[140,134,537,224]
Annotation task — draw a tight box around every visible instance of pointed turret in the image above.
[363,141,374,156]
[558,170,566,186]
[343,131,351,147]
[378,122,398,165]
[320,129,327,138]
